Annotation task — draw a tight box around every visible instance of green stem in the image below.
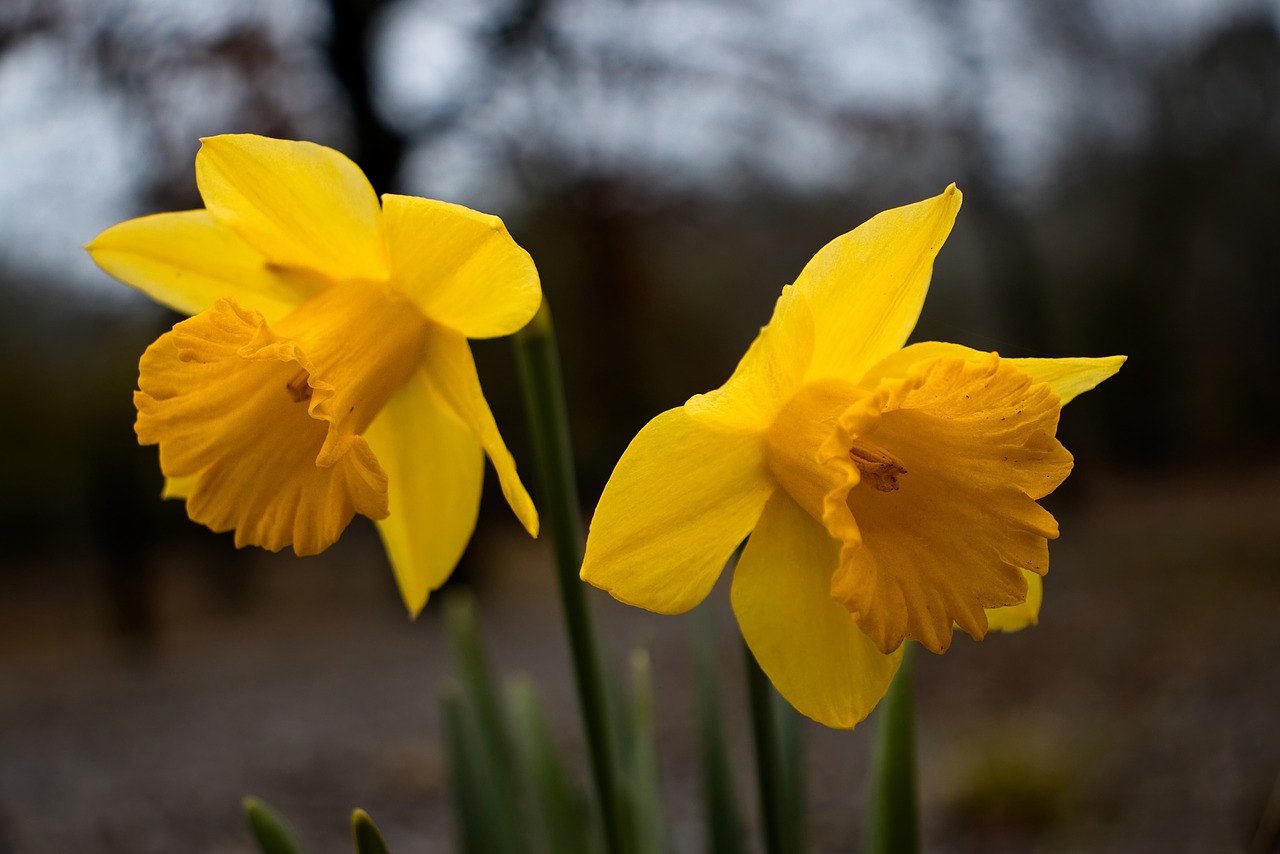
[745,641,788,854]
[514,302,624,854]
[774,685,805,854]
[697,607,744,854]
[866,644,919,854]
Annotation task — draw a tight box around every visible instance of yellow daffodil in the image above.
[581,187,1123,729]
[87,134,540,615]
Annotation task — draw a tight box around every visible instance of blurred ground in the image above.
[1,465,1278,853]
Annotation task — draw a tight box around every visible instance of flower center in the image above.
[132,283,430,557]
[269,279,431,466]
[829,354,1074,655]
[286,368,312,403]
[848,438,906,492]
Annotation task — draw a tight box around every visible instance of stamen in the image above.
[285,368,312,403]
[849,438,906,492]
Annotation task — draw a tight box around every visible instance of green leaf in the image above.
[444,592,512,780]
[441,681,524,854]
[243,796,304,854]
[507,676,598,854]
[442,593,526,854]
[625,649,666,854]
[351,809,391,854]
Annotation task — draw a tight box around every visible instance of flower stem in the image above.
[514,302,624,854]
[745,641,789,854]
[866,644,919,854]
[698,607,744,854]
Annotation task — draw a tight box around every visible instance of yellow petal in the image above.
[764,376,876,550]
[418,327,539,537]
[581,408,775,614]
[863,341,1126,406]
[86,210,311,322]
[985,570,1043,633]
[195,134,388,282]
[366,373,486,617]
[135,299,389,555]
[268,280,430,469]
[830,354,1072,654]
[382,194,542,338]
[162,474,198,499]
[684,285,815,433]
[795,186,961,382]
[1004,355,1127,405]
[732,490,903,729]
[858,341,984,386]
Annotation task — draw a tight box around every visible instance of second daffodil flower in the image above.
[581,187,1124,729]
[87,134,540,615]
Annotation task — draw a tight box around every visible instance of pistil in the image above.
[848,439,906,492]
[286,368,312,403]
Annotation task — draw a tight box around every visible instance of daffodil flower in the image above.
[581,187,1123,728]
[87,134,540,615]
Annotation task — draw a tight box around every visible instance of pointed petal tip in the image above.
[197,132,256,147]
[926,184,962,230]
[939,182,963,216]
[83,221,122,255]
[404,594,427,620]
[195,134,234,154]
[499,476,539,538]
[1080,353,1128,383]
[521,510,540,539]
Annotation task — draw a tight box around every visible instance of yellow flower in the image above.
[87,134,540,615]
[580,187,1123,728]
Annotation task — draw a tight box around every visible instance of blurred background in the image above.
[2,0,1279,851]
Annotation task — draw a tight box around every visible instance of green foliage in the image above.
[441,589,698,854]
[243,796,304,854]
[773,687,805,854]
[442,678,525,854]
[443,589,595,854]
[351,810,391,854]
[507,676,598,854]
[515,304,626,854]
[619,649,666,854]
[242,798,396,853]
[695,607,744,854]
[866,646,918,854]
